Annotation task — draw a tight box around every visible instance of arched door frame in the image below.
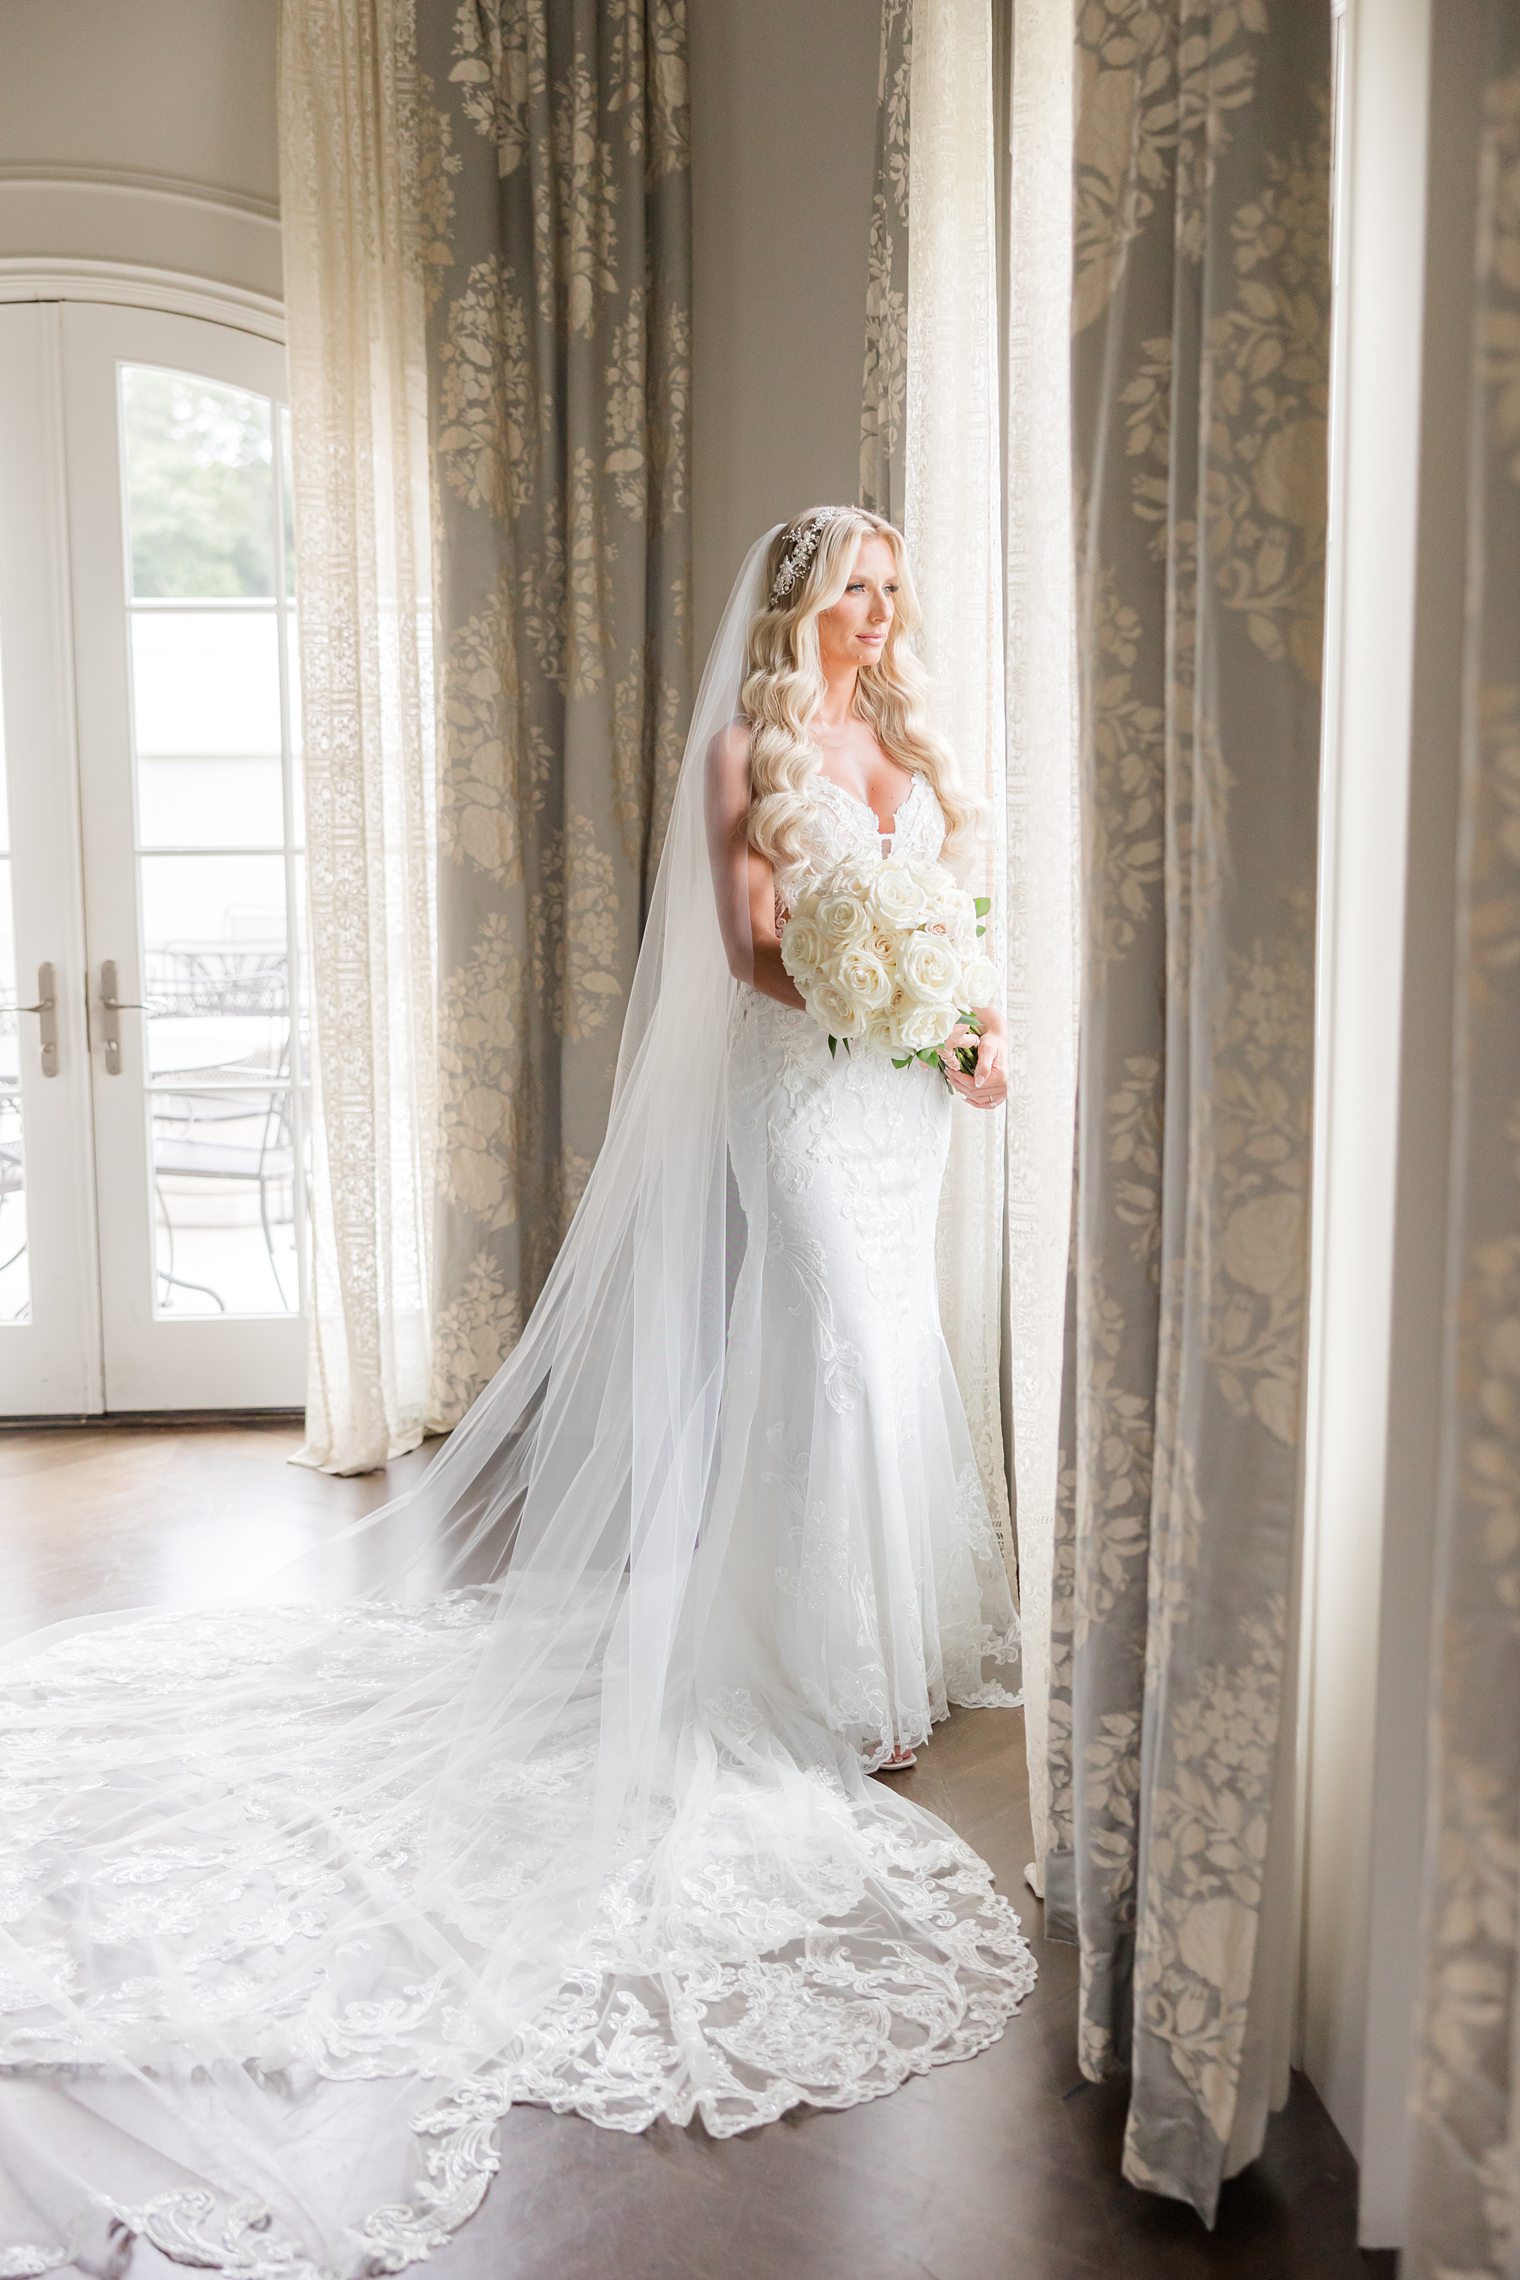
[0,271,306,1416]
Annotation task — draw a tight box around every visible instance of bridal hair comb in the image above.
[769,505,856,608]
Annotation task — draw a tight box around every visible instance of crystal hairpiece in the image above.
[768,505,855,608]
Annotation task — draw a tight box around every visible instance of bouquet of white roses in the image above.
[778,853,998,1077]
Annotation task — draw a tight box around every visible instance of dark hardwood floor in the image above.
[0,1421,1397,2280]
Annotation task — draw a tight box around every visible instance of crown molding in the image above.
[0,165,280,227]
[0,258,284,342]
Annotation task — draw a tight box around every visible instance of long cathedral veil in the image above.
[0,530,1032,2280]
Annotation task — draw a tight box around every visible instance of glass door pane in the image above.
[119,362,310,1324]
[62,301,307,1409]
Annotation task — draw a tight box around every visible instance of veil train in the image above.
[0,530,1035,2280]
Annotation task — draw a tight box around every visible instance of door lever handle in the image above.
[100,959,148,1076]
[3,962,58,1076]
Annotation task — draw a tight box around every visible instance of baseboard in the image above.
[0,1409,305,1430]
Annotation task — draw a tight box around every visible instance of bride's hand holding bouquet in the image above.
[779,854,1008,1110]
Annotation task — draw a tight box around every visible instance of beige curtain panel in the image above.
[280,0,440,1474]
[1406,12,1520,2271]
[1046,0,1332,2222]
[417,0,692,1425]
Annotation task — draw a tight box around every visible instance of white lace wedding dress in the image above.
[0,598,1034,2280]
[710,768,1021,1762]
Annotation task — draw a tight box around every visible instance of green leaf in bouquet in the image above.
[827,1035,838,1058]
[973,896,991,916]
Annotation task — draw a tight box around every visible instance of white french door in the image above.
[0,300,311,1414]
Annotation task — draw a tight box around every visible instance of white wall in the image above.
[1353,5,1485,2240]
[0,0,281,306]
[1298,0,1487,2248]
[1299,0,1431,2168]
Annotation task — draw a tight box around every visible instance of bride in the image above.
[0,507,1035,2279]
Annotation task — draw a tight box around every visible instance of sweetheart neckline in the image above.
[812,769,924,842]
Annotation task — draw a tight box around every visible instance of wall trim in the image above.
[0,165,279,227]
[0,259,283,342]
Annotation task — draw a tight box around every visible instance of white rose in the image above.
[898,930,962,1006]
[811,977,869,1041]
[925,870,980,942]
[912,859,958,913]
[834,946,893,1014]
[876,987,910,1040]
[895,1000,953,1053]
[780,915,823,981]
[815,891,871,951]
[870,860,930,930]
[947,900,979,951]
[961,955,999,1006]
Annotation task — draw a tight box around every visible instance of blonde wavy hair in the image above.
[741,506,979,875]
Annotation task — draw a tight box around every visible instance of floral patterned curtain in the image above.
[1406,16,1520,2271]
[1045,0,1332,2222]
[414,0,692,1423]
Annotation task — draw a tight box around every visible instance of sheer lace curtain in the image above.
[902,0,1013,1573]
[279,0,440,1475]
[877,0,1079,1824]
[1000,0,1078,1891]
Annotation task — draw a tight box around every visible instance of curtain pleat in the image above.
[1047,0,1332,2221]
[1001,0,1079,1894]
[279,0,440,1474]
[861,0,913,523]
[1406,13,1520,2269]
[415,0,693,1425]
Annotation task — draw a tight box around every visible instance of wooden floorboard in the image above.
[1,1422,1395,2279]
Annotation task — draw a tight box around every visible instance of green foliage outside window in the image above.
[123,367,276,601]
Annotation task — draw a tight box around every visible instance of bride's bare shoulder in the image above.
[705,714,755,801]
[706,715,754,768]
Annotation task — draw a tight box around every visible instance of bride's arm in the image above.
[704,721,806,1011]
